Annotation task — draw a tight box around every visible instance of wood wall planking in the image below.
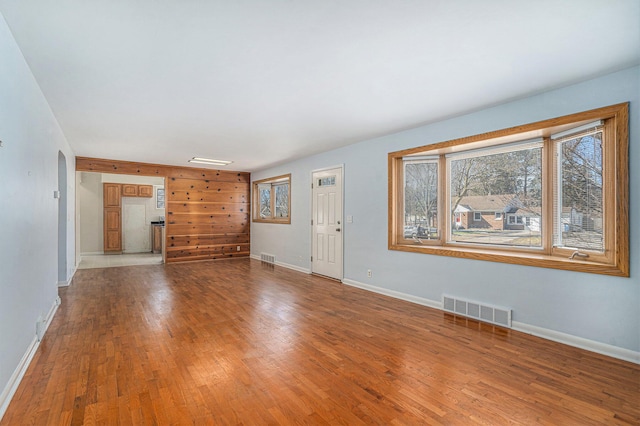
[166,176,250,262]
[76,157,251,263]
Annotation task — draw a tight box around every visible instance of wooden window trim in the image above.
[252,174,291,224]
[388,103,629,277]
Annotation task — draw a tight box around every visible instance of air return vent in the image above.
[260,253,276,264]
[442,295,512,328]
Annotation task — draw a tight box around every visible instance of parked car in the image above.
[404,225,436,239]
[403,225,417,238]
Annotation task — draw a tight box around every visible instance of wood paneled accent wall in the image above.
[77,157,250,263]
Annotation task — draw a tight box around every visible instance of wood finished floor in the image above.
[2,259,638,425]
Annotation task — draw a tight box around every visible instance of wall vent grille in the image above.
[442,295,512,328]
[260,253,276,264]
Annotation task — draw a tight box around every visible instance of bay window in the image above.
[388,103,629,276]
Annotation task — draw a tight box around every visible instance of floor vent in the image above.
[260,253,276,264]
[442,295,512,328]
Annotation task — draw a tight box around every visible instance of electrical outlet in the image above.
[367,269,372,278]
[236,246,241,251]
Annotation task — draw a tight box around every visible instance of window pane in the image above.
[450,146,542,247]
[555,131,604,252]
[258,184,271,218]
[318,176,335,186]
[275,183,289,218]
[404,161,438,239]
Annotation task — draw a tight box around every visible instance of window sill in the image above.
[389,242,627,277]
[253,218,291,224]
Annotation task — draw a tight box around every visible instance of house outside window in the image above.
[252,174,291,224]
[388,103,629,276]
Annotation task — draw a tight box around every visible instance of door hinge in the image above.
[311,219,313,225]
[311,256,313,262]
[311,183,313,189]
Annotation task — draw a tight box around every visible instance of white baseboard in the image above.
[512,321,640,364]
[275,261,311,274]
[341,278,639,365]
[81,251,103,256]
[250,254,312,274]
[342,278,441,310]
[0,296,61,421]
[57,264,77,287]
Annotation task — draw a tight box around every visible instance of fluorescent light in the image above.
[188,157,233,166]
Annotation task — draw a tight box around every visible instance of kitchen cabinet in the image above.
[104,209,122,251]
[122,184,138,197]
[103,183,122,253]
[104,183,121,207]
[103,182,158,253]
[123,184,153,197]
[138,185,153,197]
[152,224,163,254]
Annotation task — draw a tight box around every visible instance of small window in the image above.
[389,103,629,276]
[507,214,523,225]
[156,187,165,209]
[318,176,336,186]
[252,174,291,223]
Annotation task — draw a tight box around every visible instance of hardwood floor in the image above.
[2,259,638,425]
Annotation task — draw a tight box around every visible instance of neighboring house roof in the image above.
[518,206,542,217]
[454,194,522,213]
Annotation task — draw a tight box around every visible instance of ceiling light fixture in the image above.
[188,157,233,166]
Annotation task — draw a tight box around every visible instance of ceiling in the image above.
[1,1,638,172]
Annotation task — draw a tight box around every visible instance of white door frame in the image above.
[310,164,344,280]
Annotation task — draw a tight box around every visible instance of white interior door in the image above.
[312,167,343,279]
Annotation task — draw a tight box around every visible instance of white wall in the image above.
[0,12,76,416]
[78,172,104,254]
[78,172,164,254]
[251,66,640,360]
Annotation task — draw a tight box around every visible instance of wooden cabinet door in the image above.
[104,208,122,252]
[152,225,163,253]
[104,183,122,252]
[138,185,153,197]
[104,184,121,207]
[122,184,138,197]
